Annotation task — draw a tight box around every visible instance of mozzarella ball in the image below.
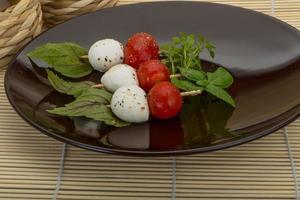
[88,39,124,72]
[111,85,149,123]
[101,64,138,92]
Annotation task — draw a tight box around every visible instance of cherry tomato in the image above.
[137,60,170,92]
[124,32,159,69]
[148,81,182,119]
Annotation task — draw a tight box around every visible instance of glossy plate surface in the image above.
[5,1,300,155]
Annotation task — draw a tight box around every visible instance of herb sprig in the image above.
[160,32,215,74]
[161,33,235,107]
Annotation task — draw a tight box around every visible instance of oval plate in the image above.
[5,1,300,156]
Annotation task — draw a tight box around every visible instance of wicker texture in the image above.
[40,0,119,27]
[0,0,43,69]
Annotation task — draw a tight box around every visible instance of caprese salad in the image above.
[27,32,235,127]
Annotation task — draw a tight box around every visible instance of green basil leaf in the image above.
[47,89,129,127]
[76,88,112,104]
[204,84,235,107]
[47,70,94,97]
[46,69,126,127]
[28,43,93,78]
[196,79,209,87]
[179,67,206,82]
[171,78,202,91]
[207,67,234,88]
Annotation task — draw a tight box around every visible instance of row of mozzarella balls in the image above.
[88,38,150,123]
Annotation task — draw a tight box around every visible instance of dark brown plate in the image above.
[4,1,300,156]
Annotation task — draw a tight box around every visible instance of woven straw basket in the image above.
[40,0,119,27]
[0,0,43,69]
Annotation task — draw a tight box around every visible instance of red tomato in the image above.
[148,81,182,119]
[137,60,170,92]
[124,32,159,69]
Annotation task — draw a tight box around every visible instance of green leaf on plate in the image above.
[178,67,206,82]
[207,67,234,88]
[47,89,129,127]
[47,70,94,97]
[76,88,112,104]
[46,70,124,127]
[28,42,93,78]
[171,78,202,91]
[196,79,209,87]
[204,84,235,107]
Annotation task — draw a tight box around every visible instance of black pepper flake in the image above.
[127,88,130,91]
[109,59,112,63]
[137,102,141,105]
[105,57,108,62]
[120,56,123,60]
[97,58,101,61]
[141,107,145,110]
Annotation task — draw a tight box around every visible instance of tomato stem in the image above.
[180,89,202,97]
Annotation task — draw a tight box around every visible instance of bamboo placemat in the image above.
[0,0,300,199]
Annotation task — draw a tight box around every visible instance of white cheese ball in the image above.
[101,64,138,92]
[88,39,124,72]
[111,85,149,123]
